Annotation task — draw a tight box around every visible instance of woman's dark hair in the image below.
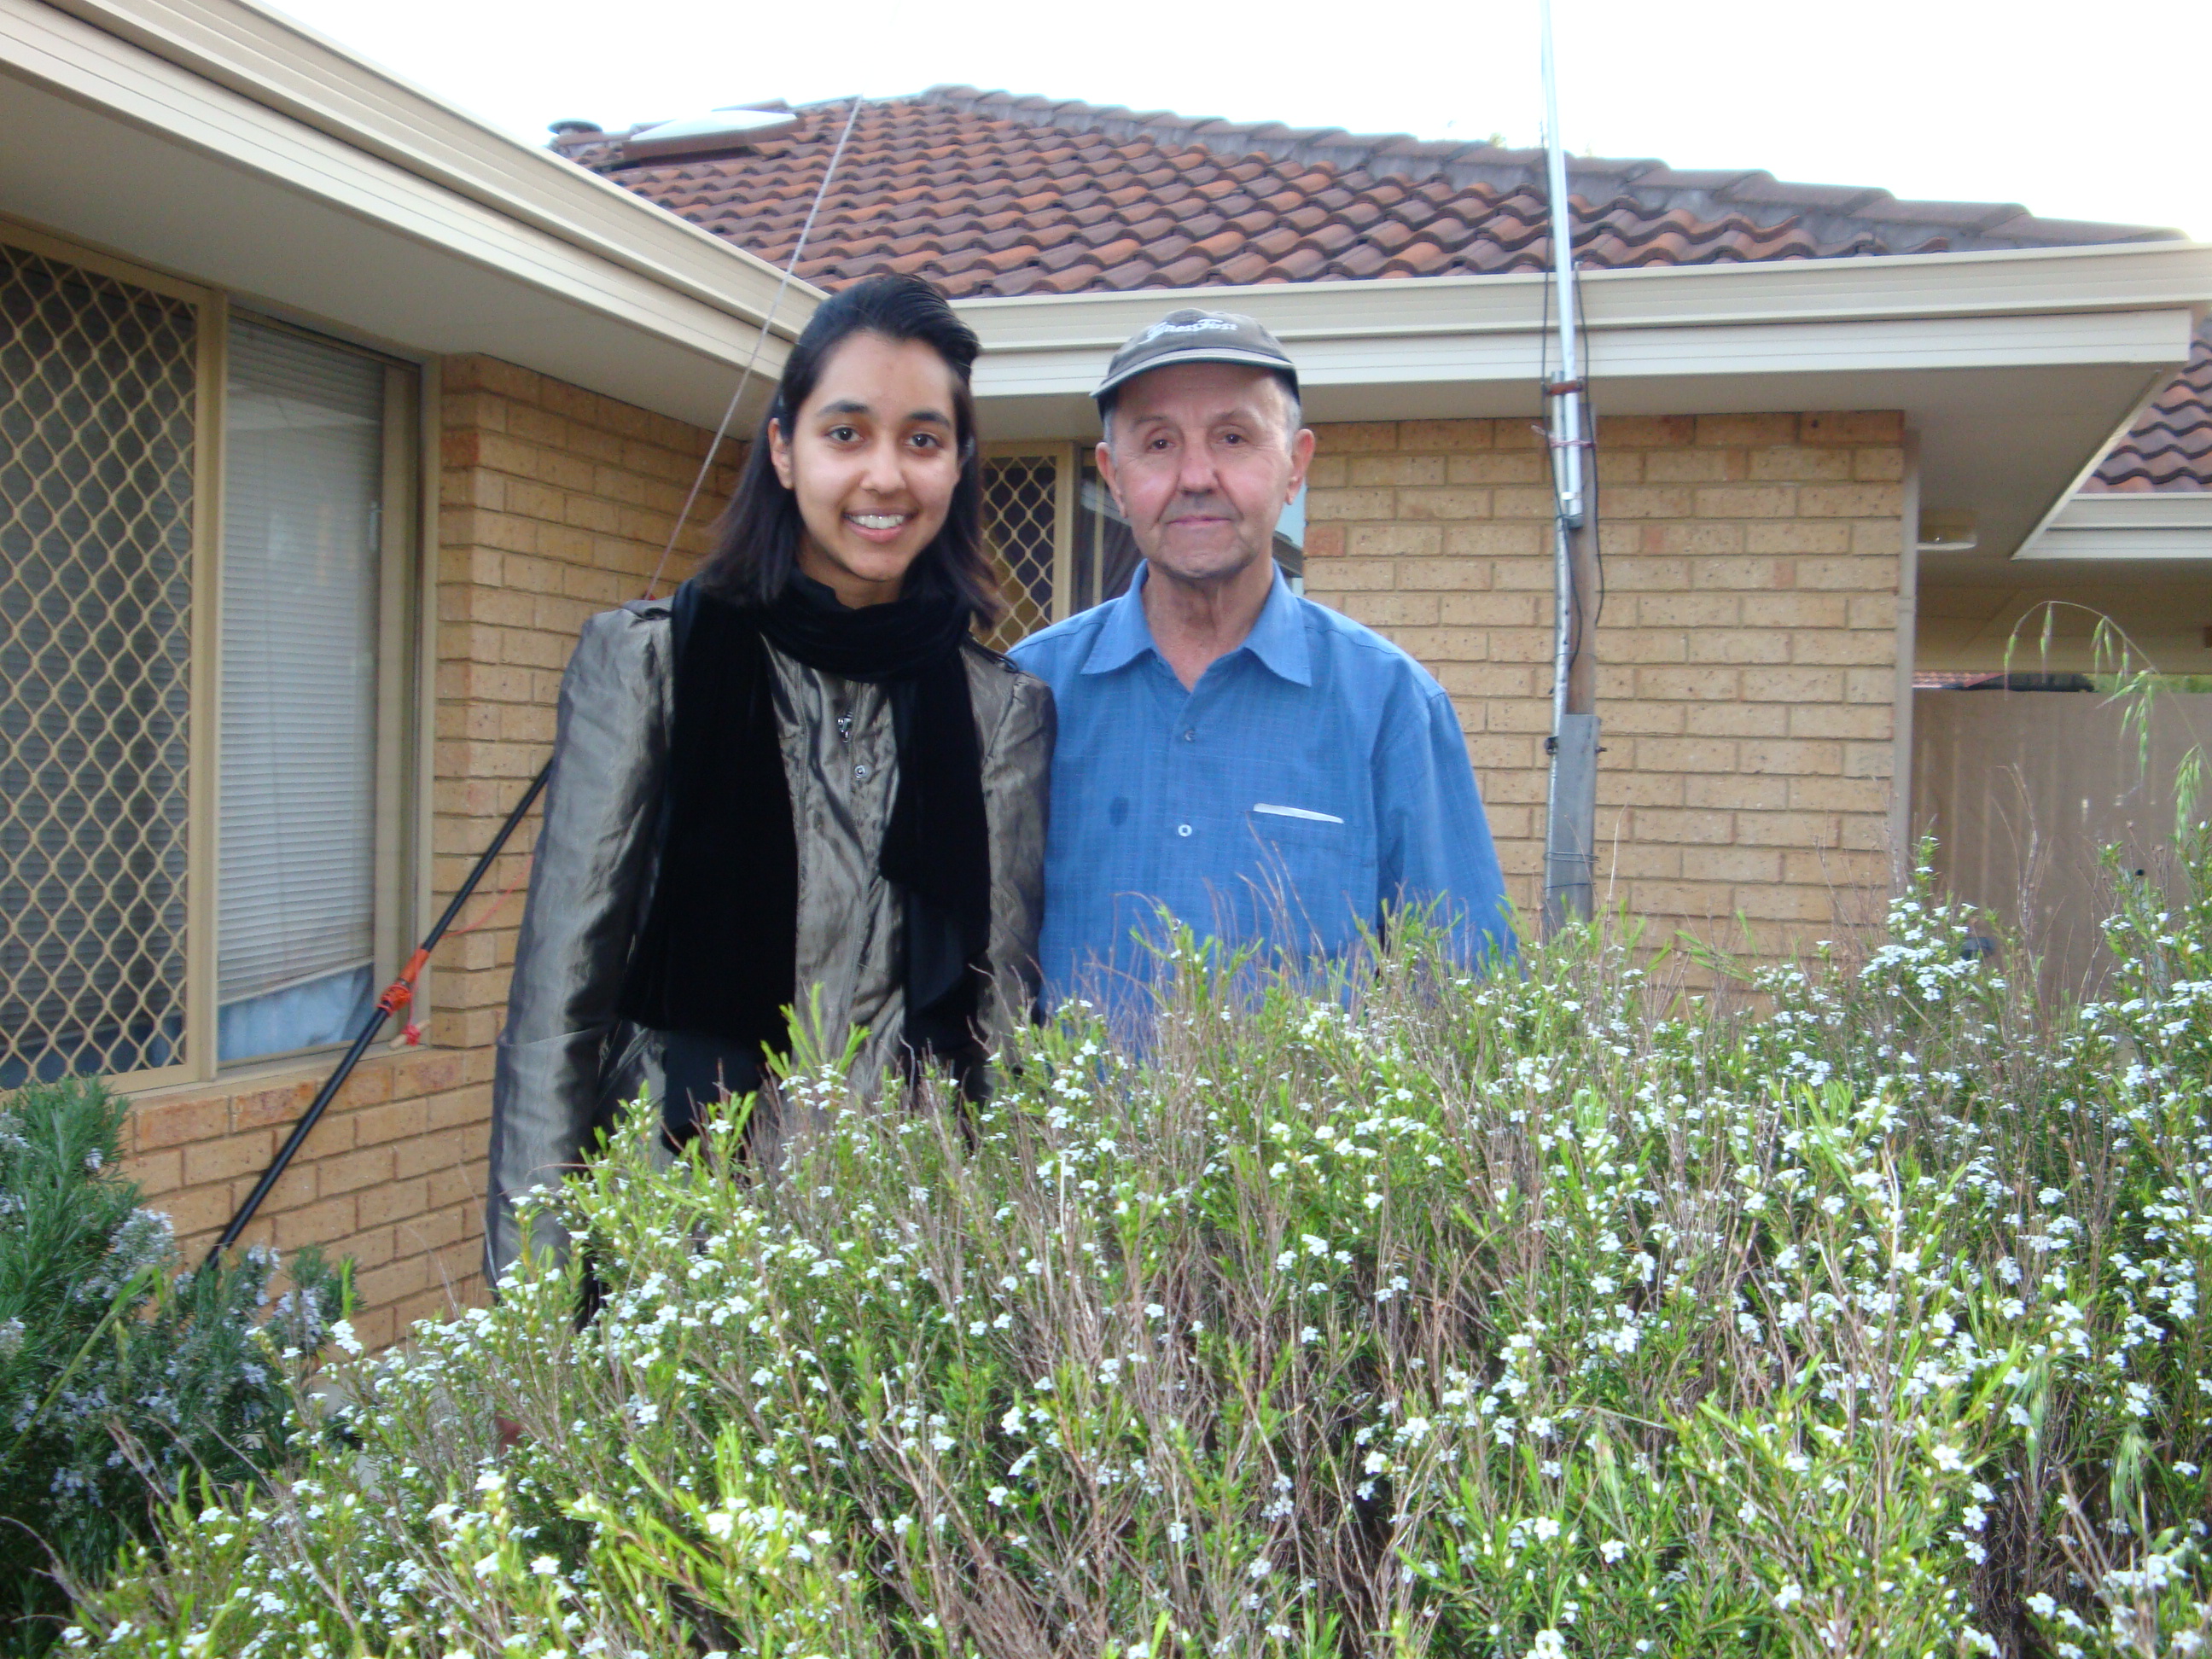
[697,274,996,625]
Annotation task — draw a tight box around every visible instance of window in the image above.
[0,238,198,1086]
[0,228,418,1086]
[217,321,393,1062]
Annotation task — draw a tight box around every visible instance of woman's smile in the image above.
[770,331,963,607]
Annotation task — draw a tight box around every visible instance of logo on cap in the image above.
[1138,316,1241,343]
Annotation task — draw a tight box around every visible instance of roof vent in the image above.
[620,107,801,165]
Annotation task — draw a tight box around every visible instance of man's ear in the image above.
[1286,426,1317,500]
[1095,439,1126,515]
[769,417,795,491]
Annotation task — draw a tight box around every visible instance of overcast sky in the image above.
[274,0,2207,242]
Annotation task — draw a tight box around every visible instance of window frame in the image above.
[0,218,428,1091]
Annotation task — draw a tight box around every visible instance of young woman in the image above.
[485,275,1052,1281]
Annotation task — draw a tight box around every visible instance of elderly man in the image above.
[1009,309,1512,1001]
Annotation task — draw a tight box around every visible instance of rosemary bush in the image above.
[0,1079,345,1656]
[67,840,2212,1658]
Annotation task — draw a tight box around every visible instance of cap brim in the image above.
[1092,346,1301,402]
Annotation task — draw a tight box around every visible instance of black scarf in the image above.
[617,575,992,1069]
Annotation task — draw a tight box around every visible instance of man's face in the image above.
[1097,362,1314,589]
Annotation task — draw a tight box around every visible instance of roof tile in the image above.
[555,87,2198,489]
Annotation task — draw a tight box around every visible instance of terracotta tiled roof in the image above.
[550,86,2201,490]
[554,88,2178,298]
[2086,317,2212,492]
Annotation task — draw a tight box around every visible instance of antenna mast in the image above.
[1540,0,1602,934]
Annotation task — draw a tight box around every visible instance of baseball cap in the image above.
[1092,308,1300,403]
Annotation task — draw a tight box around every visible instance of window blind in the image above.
[217,321,382,1062]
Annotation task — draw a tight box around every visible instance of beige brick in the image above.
[1399,419,1495,451]
[1799,484,1904,519]
[1742,667,1846,703]
[1446,452,1545,485]
[1637,594,1739,628]
[1637,666,1740,701]
[1685,773,1790,811]
[1307,487,1396,521]
[1399,488,1496,521]
[1743,593,1849,629]
[132,1097,230,1151]
[1741,739,1842,775]
[1313,422,1401,452]
[1688,629,1794,665]
[1734,811,1842,848]
[1800,411,1904,445]
[1697,413,1797,447]
[1312,556,1400,591]
[1791,630,1896,667]
[1442,522,1546,558]
[1684,846,1784,883]
[1787,703,1892,740]
[1598,414,1697,448]
[1348,524,1442,560]
[1788,776,1889,813]
[1642,448,1736,484]
[1398,559,1500,593]
[1349,455,1446,487]
[1334,592,1441,630]
[1596,770,1686,807]
[1635,736,1739,773]
[1683,701,1790,738]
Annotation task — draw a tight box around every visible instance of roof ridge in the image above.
[914,84,2180,252]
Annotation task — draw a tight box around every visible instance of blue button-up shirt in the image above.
[1010,562,1513,1001]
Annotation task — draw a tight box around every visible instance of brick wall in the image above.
[118,358,732,1348]
[1301,412,1906,956]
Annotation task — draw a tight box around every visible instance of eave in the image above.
[960,242,2212,562]
[0,0,818,425]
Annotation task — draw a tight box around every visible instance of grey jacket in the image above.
[485,595,1053,1278]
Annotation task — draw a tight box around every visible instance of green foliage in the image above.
[0,1078,346,1656]
[63,844,2212,1658]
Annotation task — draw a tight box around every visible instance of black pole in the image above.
[207,761,552,1266]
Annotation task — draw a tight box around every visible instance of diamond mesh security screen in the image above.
[0,242,198,1086]
[981,456,1057,650]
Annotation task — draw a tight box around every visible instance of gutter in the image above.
[957,242,2212,358]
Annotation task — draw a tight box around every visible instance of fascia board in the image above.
[2018,492,2212,559]
[959,242,2212,363]
[12,0,814,341]
[2013,527,2212,562]
[970,304,2198,405]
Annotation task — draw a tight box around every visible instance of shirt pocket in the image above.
[1243,802,1375,946]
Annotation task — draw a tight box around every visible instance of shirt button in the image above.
[1177,824,1192,837]
[1182,728,1196,742]
[854,763,870,781]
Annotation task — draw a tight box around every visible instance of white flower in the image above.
[1775,1581,1803,1610]
[530,1555,560,1575]
[1247,1556,1272,1580]
[1532,1516,1561,1540]
[2024,1593,2058,1619]
[474,1471,505,1495]
[1527,1631,1568,1659]
[329,1319,364,1357]
[1600,1539,1627,1563]
[1930,1442,1967,1473]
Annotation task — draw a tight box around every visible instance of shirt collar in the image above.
[1079,561,1312,686]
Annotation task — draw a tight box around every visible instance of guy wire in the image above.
[642,93,866,599]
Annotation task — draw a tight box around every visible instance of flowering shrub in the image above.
[67,838,2212,1658]
[0,1079,345,1656]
